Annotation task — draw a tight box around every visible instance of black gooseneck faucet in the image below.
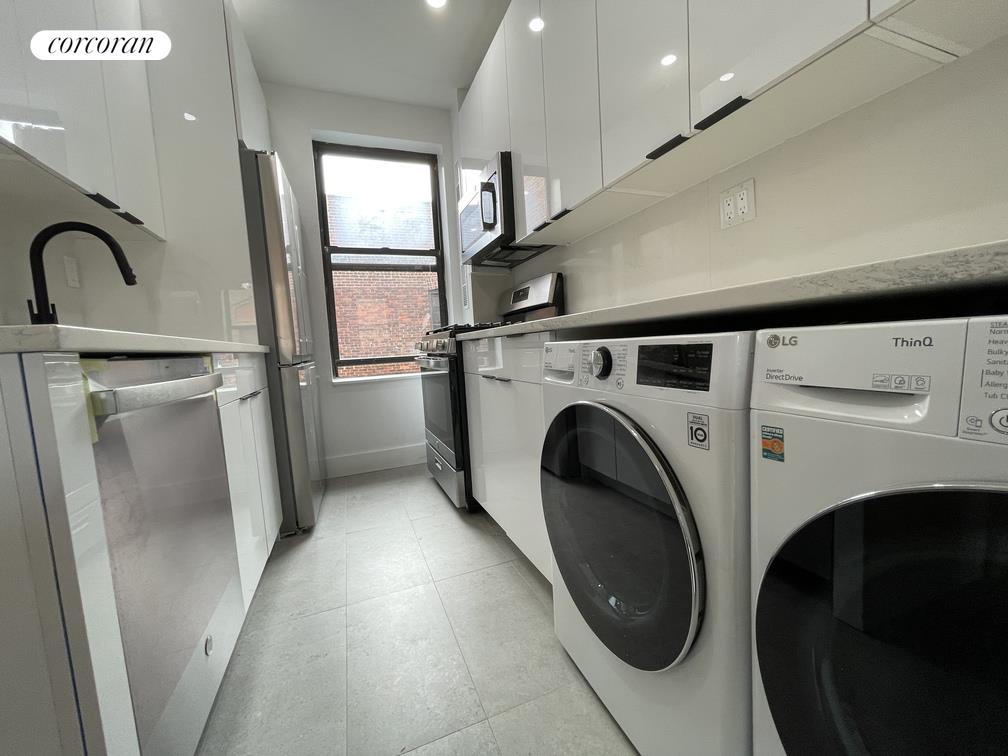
[27,221,137,324]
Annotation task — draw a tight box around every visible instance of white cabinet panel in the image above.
[14,0,118,199]
[688,0,866,127]
[597,0,690,185]
[0,0,29,117]
[219,400,268,610]
[505,0,550,240]
[463,372,487,505]
[541,0,603,215]
[95,0,165,236]
[250,389,282,550]
[457,82,482,202]
[479,377,551,579]
[479,23,510,160]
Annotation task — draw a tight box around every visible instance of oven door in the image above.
[417,355,460,468]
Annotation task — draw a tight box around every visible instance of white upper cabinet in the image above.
[95,0,165,236]
[458,19,509,182]
[597,0,690,185]
[688,0,867,127]
[504,0,549,240]
[541,0,603,215]
[478,23,510,161]
[0,0,28,114]
[13,0,118,200]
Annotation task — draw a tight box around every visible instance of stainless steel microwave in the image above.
[459,151,550,268]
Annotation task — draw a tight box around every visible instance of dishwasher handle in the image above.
[90,372,223,417]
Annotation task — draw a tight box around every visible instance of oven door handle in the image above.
[415,356,450,371]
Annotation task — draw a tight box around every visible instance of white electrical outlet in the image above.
[720,191,736,229]
[720,178,756,229]
[64,256,80,288]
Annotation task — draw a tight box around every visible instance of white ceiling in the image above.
[232,0,510,109]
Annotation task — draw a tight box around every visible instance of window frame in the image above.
[313,141,448,378]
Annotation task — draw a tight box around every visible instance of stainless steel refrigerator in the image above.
[240,146,325,532]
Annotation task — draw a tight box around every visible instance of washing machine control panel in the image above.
[960,317,1008,445]
[578,343,629,387]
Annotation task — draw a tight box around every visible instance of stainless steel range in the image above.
[416,272,565,510]
[416,323,498,510]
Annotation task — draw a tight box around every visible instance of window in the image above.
[313,142,447,378]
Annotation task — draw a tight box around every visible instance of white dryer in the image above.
[751,316,1008,755]
[540,332,754,756]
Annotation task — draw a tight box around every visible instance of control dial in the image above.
[590,347,613,379]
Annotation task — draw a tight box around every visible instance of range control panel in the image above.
[960,317,1008,446]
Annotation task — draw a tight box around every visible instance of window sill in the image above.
[330,371,421,386]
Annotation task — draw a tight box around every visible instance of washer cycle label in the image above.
[687,413,709,450]
[761,426,785,462]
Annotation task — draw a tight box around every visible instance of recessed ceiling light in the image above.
[719,71,735,82]
[660,53,678,66]
[426,0,447,8]
[528,16,545,32]
[183,112,197,121]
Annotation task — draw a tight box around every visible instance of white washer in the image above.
[751,316,1008,755]
[540,332,754,756]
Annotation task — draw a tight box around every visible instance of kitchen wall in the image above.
[263,82,459,477]
[514,35,1008,314]
[0,0,256,343]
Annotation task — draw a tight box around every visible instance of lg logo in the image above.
[766,334,797,348]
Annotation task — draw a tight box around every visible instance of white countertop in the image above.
[0,325,270,354]
[458,241,1008,341]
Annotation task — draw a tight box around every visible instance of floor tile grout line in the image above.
[410,515,494,736]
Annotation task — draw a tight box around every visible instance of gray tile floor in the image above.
[198,464,635,756]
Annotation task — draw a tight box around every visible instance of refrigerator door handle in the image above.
[90,373,223,417]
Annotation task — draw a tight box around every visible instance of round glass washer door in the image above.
[756,486,1008,755]
[540,400,705,671]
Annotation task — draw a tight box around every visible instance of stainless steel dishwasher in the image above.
[84,356,243,755]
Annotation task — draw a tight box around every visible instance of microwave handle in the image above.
[480,181,497,230]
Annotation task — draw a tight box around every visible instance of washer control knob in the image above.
[590,347,613,379]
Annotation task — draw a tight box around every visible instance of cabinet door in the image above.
[463,372,487,505]
[250,389,282,550]
[477,22,510,160]
[0,0,29,123]
[95,0,165,236]
[480,377,551,579]
[505,0,550,240]
[597,0,690,185]
[14,0,118,199]
[501,379,550,579]
[457,74,484,199]
[541,0,603,215]
[219,400,268,610]
[689,0,866,127]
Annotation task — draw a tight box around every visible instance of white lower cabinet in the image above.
[250,389,283,546]
[216,353,282,610]
[464,334,552,580]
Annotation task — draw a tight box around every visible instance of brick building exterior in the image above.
[326,194,441,377]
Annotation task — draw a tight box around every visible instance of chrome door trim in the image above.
[548,400,706,669]
[756,481,1008,592]
[90,373,223,417]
